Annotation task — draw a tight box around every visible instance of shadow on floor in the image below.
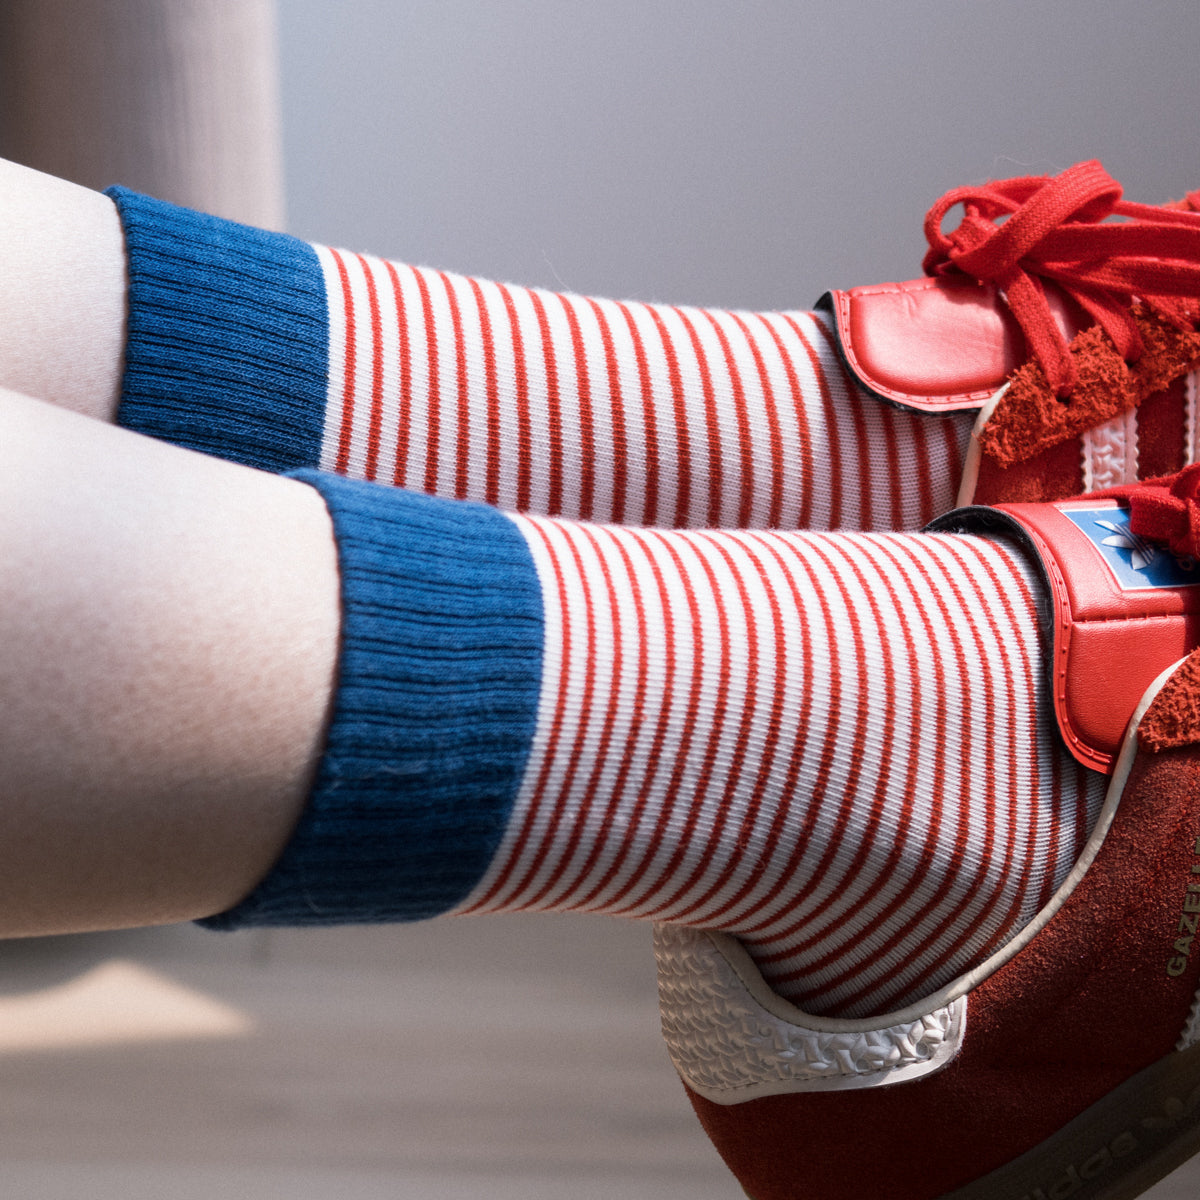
[0,917,1196,1199]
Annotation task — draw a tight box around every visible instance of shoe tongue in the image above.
[819,277,1085,413]
[922,160,1200,402]
[828,161,1200,456]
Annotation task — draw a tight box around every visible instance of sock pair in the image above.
[104,188,1097,1018]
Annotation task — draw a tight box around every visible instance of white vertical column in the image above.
[0,0,285,229]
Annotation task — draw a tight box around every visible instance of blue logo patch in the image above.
[1064,506,1200,590]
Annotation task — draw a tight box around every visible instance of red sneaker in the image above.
[821,162,1200,508]
[656,489,1200,1200]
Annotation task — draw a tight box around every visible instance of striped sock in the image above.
[110,187,972,531]
[453,515,1106,1017]
[209,473,1105,1018]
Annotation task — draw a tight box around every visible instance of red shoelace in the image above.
[1101,464,1200,561]
[923,160,1200,399]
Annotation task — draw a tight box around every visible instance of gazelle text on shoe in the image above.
[1166,838,1200,978]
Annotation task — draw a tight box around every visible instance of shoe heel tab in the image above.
[928,499,1200,773]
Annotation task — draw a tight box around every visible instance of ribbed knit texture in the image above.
[201,471,544,928]
[107,189,974,531]
[107,186,328,472]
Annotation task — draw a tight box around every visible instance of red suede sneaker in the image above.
[820,162,1200,508]
[656,490,1200,1200]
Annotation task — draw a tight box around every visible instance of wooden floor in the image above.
[0,917,1196,1199]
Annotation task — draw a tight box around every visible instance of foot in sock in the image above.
[207,467,1105,1019]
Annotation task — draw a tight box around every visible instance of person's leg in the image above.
[0,386,1100,1018]
[0,387,336,933]
[0,156,973,531]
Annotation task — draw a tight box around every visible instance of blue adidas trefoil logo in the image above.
[1064,506,1200,591]
[1094,519,1161,572]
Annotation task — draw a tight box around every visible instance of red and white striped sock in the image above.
[454,516,1106,1018]
[317,249,974,530]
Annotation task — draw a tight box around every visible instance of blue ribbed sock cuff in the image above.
[201,474,545,929]
[107,187,328,473]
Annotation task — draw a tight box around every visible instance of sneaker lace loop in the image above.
[923,160,1200,397]
[1101,464,1200,561]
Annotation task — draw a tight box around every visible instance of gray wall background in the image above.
[277,0,1200,313]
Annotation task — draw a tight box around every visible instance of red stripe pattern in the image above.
[454,517,1106,1018]
[316,247,973,530]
